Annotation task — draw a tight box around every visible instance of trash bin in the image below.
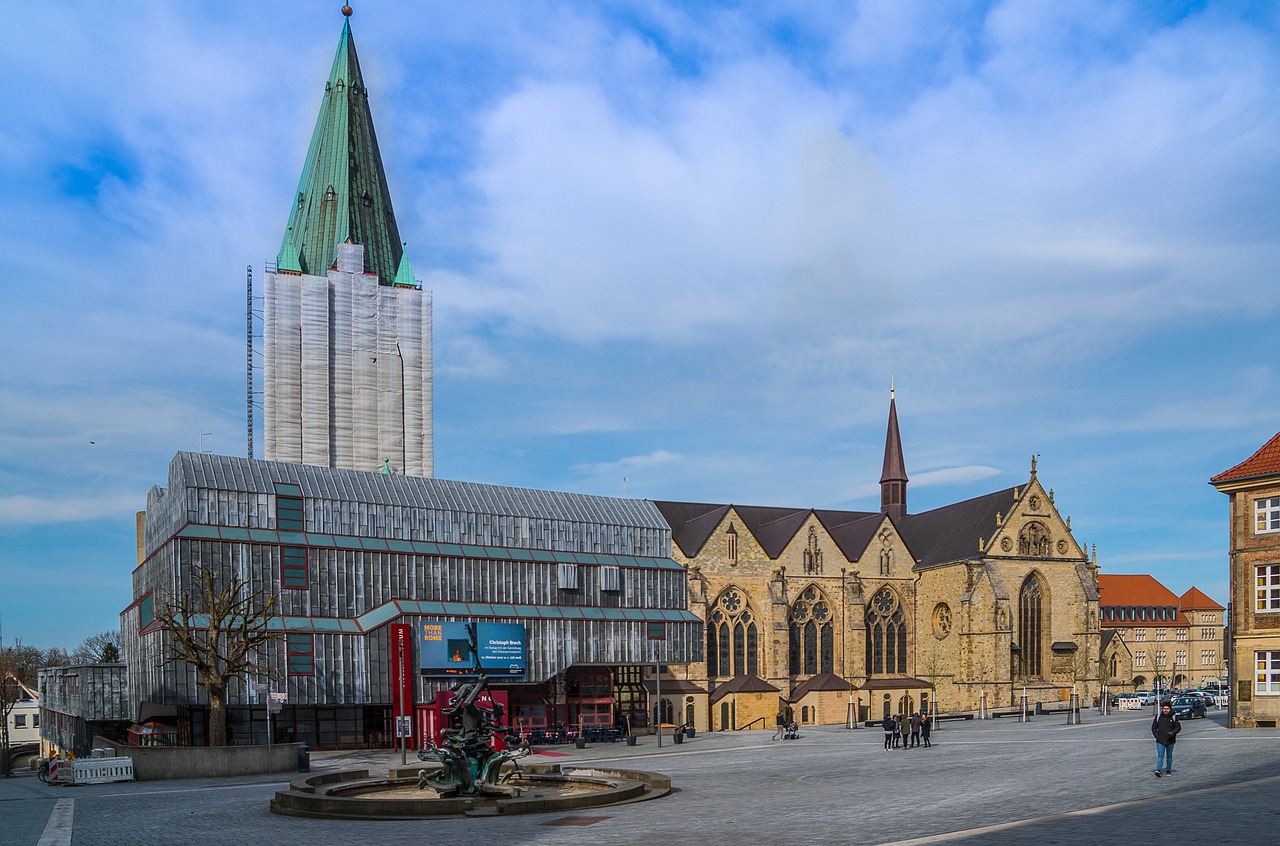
[574,737,586,749]
[673,731,684,744]
[1034,701,1044,716]
[625,735,637,746]
[297,744,310,773]
[684,726,696,739]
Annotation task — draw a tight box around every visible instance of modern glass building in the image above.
[121,452,700,748]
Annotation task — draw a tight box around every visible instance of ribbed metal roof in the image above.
[166,452,670,529]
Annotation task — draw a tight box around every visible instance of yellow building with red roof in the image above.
[1097,574,1224,691]
[1211,430,1280,727]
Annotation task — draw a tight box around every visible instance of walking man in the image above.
[910,711,923,748]
[1151,701,1181,777]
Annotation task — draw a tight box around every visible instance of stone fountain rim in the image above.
[269,762,671,820]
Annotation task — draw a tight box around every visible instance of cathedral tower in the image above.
[263,8,433,476]
[880,386,908,521]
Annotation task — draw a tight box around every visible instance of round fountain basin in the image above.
[269,763,671,819]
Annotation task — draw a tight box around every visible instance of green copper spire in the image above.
[277,225,302,273]
[277,13,404,284]
[393,248,416,287]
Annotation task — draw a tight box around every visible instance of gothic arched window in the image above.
[788,585,834,675]
[866,587,907,676]
[708,588,757,677]
[1019,574,1046,678]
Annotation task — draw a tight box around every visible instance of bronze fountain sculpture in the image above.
[416,623,530,796]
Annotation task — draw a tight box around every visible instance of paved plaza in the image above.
[4,709,1277,846]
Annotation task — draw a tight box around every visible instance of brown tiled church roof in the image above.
[788,672,855,701]
[643,675,707,695]
[898,488,1019,567]
[708,674,780,703]
[1211,431,1280,484]
[653,501,731,558]
[656,486,1022,569]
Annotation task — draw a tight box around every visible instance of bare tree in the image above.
[71,631,121,664]
[918,647,949,724]
[154,565,280,746]
[1,648,30,777]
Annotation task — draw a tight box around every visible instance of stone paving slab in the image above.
[2,710,1275,845]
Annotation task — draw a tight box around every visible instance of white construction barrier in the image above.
[53,757,135,785]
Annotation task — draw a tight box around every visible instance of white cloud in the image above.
[0,493,142,526]
[573,449,682,476]
[912,465,1002,488]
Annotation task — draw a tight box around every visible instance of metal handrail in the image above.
[735,716,766,731]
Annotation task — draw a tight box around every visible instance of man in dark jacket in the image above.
[1151,701,1181,776]
[883,714,897,750]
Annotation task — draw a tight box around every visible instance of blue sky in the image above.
[2,1,1278,650]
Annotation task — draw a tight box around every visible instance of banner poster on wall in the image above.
[419,621,526,678]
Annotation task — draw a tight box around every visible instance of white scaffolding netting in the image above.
[262,242,433,476]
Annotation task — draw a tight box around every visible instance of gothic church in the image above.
[655,392,1103,729]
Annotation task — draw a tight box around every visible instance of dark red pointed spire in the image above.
[880,382,908,521]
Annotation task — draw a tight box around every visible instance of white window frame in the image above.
[600,565,621,592]
[1135,651,1147,668]
[1176,628,1188,642]
[1256,497,1280,534]
[1155,628,1168,642]
[1256,564,1280,612]
[1256,650,1280,695]
[1133,628,1146,642]
[557,562,579,591]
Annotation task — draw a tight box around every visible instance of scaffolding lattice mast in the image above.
[247,264,254,460]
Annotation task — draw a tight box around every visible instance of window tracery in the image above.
[788,585,834,675]
[707,588,757,677]
[866,587,907,675]
[1018,575,1046,677]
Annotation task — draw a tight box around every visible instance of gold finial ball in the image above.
[342,5,353,16]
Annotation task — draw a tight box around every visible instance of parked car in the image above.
[1170,695,1207,719]
[1199,685,1229,705]
[1185,691,1216,708]
[1133,690,1157,705]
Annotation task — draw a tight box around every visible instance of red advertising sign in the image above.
[390,624,416,747]
[426,689,509,749]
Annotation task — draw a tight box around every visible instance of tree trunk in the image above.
[208,686,228,747]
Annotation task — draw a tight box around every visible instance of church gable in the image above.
[776,518,843,576]
[986,475,1084,562]
[853,518,913,579]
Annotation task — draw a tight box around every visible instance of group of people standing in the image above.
[882,711,931,749]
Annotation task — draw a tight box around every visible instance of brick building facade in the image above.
[1211,430,1280,727]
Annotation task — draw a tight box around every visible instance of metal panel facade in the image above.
[126,453,699,713]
